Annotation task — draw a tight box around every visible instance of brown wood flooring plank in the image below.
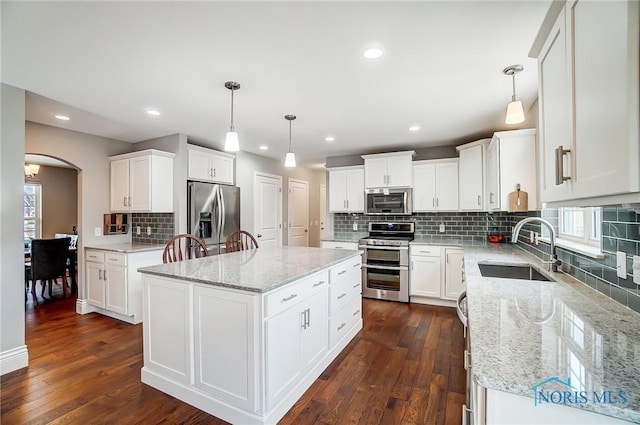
[2,296,465,425]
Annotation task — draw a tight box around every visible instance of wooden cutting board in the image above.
[508,184,529,212]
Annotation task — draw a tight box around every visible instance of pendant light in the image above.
[284,115,297,168]
[224,81,241,151]
[503,65,525,124]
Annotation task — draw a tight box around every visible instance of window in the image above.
[24,183,42,240]
[558,207,601,247]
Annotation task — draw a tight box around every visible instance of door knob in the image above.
[257,234,262,238]
[304,229,308,232]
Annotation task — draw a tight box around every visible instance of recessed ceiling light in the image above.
[54,115,70,121]
[259,145,268,150]
[325,136,335,142]
[409,126,420,131]
[364,47,384,59]
[146,109,161,116]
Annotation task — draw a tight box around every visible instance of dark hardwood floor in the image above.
[2,292,465,425]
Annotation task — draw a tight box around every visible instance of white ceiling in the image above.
[3,1,550,168]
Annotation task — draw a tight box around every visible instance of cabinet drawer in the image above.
[330,297,362,348]
[85,250,105,263]
[329,256,362,283]
[105,252,127,266]
[321,241,359,250]
[265,270,328,317]
[329,269,361,316]
[410,245,441,257]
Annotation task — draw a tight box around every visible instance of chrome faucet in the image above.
[511,217,561,272]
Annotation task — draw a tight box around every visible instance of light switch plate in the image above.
[352,222,358,231]
[146,226,152,235]
[136,226,141,235]
[94,227,102,236]
[617,251,627,278]
[633,255,640,285]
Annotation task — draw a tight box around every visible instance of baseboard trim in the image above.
[76,298,95,315]
[0,345,28,376]
[410,296,456,308]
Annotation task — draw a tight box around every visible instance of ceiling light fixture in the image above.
[146,110,160,116]
[224,81,241,152]
[364,47,384,59]
[259,145,268,150]
[24,163,40,178]
[284,115,297,168]
[325,136,335,142]
[409,126,420,131]
[54,115,70,121]
[503,64,525,124]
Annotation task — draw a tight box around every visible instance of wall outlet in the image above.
[529,231,534,242]
[136,226,141,235]
[633,255,640,285]
[147,226,152,235]
[439,223,445,233]
[617,251,627,278]
[534,232,540,245]
[94,227,102,236]
[352,222,358,231]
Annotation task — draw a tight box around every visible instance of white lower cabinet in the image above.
[409,245,464,305]
[84,248,163,324]
[141,255,362,425]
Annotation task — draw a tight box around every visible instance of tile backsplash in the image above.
[333,211,532,242]
[515,206,640,314]
[131,213,174,245]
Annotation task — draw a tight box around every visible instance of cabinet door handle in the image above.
[281,294,297,302]
[128,197,132,207]
[337,322,346,331]
[353,283,361,288]
[555,145,571,185]
[103,270,107,280]
[432,198,435,207]
[213,168,216,178]
[411,261,414,271]
[436,198,439,207]
[300,310,307,329]
[446,253,449,263]
[123,196,127,207]
[337,293,347,300]
[343,200,347,209]
[313,280,325,287]
[346,200,349,209]
[489,192,494,204]
[98,269,103,280]
[338,270,347,276]
[306,308,311,328]
[477,195,481,206]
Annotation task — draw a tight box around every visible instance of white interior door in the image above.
[253,172,282,249]
[287,179,309,247]
[319,184,328,240]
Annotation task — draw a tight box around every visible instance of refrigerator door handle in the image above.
[220,189,226,243]
[217,186,223,245]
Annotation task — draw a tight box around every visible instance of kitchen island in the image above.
[137,246,363,425]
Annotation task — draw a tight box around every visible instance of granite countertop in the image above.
[138,246,362,293]
[84,243,165,253]
[464,244,640,423]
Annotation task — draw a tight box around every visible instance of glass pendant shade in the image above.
[24,164,40,177]
[224,131,240,152]
[505,100,525,124]
[284,152,296,168]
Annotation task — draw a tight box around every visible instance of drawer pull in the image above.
[335,246,344,249]
[313,280,325,287]
[353,309,361,316]
[353,263,360,268]
[420,250,431,254]
[337,293,347,300]
[281,294,298,302]
[338,270,347,276]
[109,257,118,261]
[353,283,361,288]
[337,322,346,331]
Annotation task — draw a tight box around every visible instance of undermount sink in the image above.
[478,263,551,282]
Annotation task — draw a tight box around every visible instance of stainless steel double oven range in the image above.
[359,222,414,302]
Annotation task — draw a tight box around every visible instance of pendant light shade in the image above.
[224,81,241,152]
[24,163,40,178]
[503,65,525,125]
[284,115,297,168]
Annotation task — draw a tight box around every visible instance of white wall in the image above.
[25,122,133,303]
[1,84,28,374]
[235,150,325,247]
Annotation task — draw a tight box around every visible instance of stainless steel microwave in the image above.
[365,188,412,215]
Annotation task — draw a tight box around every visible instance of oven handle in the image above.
[362,264,408,271]
[358,245,408,251]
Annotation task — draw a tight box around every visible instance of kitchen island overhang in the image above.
[138,246,363,425]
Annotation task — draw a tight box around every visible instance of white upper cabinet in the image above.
[457,139,490,211]
[486,129,537,211]
[327,166,364,213]
[413,159,459,212]
[109,149,174,213]
[532,0,640,205]
[187,144,234,185]
[362,151,415,188]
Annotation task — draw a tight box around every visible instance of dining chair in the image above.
[225,230,259,253]
[27,237,71,303]
[163,234,209,263]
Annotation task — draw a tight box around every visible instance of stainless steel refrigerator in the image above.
[187,181,240,255]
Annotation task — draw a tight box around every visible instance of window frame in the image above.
[24,182,42,240]
[558,207,601,248]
